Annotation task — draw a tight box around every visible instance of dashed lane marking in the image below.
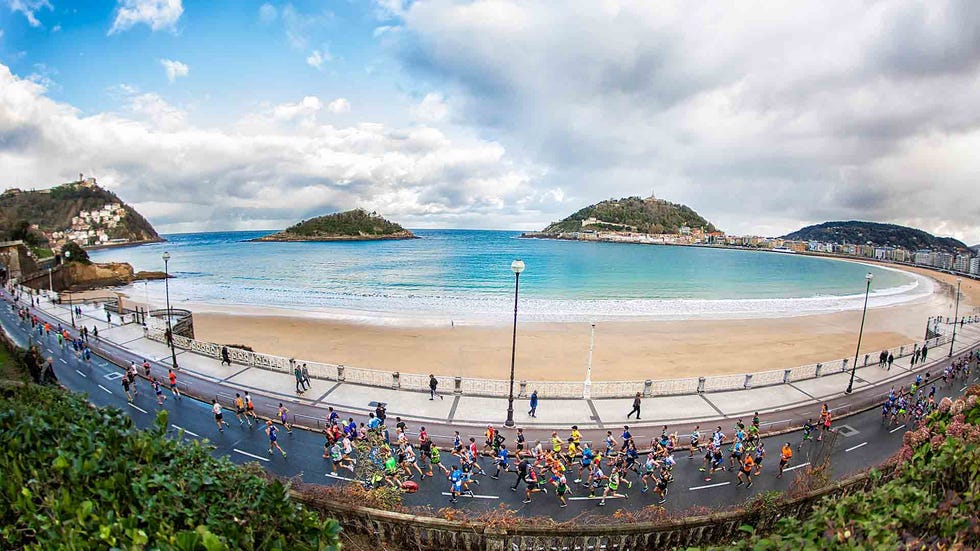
[783,462,810,472]
[326,473,357,482]
[889,424,906,434]
[233,448,270,462]
[171,424,200,438]
[441,492,500,500]
[97,384,113,394]
[568,495,627,501]
[75,369,87,378]
[689,482,730,491]
[59,359,68,365]
[128,403,149,414]
[845,442,868,452]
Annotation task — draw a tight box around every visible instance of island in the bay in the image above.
[251,208,417,242]
[523,194,719,242]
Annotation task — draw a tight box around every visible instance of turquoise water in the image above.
[89,230,927,322]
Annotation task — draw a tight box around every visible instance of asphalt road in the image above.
[3,296,978,520]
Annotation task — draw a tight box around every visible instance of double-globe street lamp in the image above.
[845,272,873,394]
[504,259,525,428]
[162,251,179,371]
[949,278,962,358]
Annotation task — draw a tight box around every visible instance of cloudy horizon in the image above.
[0,1,978,243]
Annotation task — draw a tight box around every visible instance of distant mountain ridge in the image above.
[540,195,718,235]
[782,221,968,254]
[251,208,417,242]
[0,178,160,248]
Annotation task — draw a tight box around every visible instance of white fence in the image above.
[146,327,959,399]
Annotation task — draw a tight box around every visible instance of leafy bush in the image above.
[727,387,980,549]
[0,384,341,550]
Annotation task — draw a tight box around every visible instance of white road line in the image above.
[59,359,68,365]
[128,403,148,414]
[75,369,87,378]
[233,448,270,462]
[97,384,113,394]
[961,385,969,392]
[689,482,730,491]
[326,473,357,482]
[889,424,906,434]
[845,442,868,452]
[171,424,200,438]
[441,492,500,500]
[783,462,810,472]
[568,495,627,501]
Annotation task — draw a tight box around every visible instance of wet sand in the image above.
[186,265,977,381]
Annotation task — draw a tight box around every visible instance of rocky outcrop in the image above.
[64,262,168,291]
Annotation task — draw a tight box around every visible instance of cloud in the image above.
[258,3,276,24]
[109,0,183,35]
[0,63,535,233]
[305,49,328,70]
[385,0,980,241]
[411,92,448,122]
[7,0,52,27]
[159,59,189,83]
[327,98,350,114]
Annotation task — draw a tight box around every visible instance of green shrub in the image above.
[0,384,341,550]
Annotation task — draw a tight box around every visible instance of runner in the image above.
[430,443,450,476]
[551,471,570,508]
[121,375,133,402]
[151,377,167,405]
[167,368,181,400]
[777,442,793,478]
[752,441,766,476]
[447,465,465,503]
[735,454,755,488]
[233,393,250,426]
[598,467,627,506]
[277,403,293,433]
[492,444,510,479]
[142,359,151,377]
[799,418,815,449]
[522,466,546,504]
[689,425,702,457]
[244,392,257,423]
[212,399,229,432]
[576,443,594,484]
[266,420,287,457]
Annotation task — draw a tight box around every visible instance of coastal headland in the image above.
[183,263,976,382]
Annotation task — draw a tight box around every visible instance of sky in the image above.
[0,1,978,243]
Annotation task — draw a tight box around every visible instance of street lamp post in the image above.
[162,251,179,370]
[584,322,595,399]
[949,278,962,358]
[64,251,75,328]
[504,259,525,428]
[845,272,873,394]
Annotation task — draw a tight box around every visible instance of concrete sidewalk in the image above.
[33,296,980,431]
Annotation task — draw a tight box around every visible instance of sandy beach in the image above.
[184,265,978,381]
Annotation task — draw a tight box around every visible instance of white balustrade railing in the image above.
[143,325,973,399]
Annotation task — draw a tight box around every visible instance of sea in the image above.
[88,229,931,324]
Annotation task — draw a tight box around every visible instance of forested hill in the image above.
[782,221,968,253]
[0,181,160,245]
[252,208,417,241]
[541,196,718,234]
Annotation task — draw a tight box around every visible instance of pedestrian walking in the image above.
[429,374,443,400]
[293,363,304,394]
[627,392,642,419]
[887,353,894,371]
[220,346,232,366]
[528,389,538,418]
[301,363,311,389]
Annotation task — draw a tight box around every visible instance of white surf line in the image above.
[233,448,270,462]
[689,481,730,491]
[74,369,87,378]
[326,472,357,482]
[845,442,868,452]
[97,384,113,394]
[783,462,810,472]
[889,424,906,434]
[568,495,626,501]
[441,492,500,500]
[128,403,149,414]
[171,424,200,438]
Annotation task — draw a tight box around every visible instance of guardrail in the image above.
[145,327,958,399]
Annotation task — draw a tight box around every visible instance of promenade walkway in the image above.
[28,292,980,441]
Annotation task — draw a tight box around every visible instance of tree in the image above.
[62,242,91,264]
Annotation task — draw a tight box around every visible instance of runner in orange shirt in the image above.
[777,442,793,478]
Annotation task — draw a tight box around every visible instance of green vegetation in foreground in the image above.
[0,384,341,550]
[725,386,980,550]
[0,340,26,382]
[542,196,718,235]
[275,208,412,239]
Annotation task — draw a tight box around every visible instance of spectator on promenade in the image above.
[429,374,443,400]
[220,346,231,366]
[627,392,642,420]
[887,352,894,371]
[302,364,311,389]
[293,363,305,394]
[528,389,538,417]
